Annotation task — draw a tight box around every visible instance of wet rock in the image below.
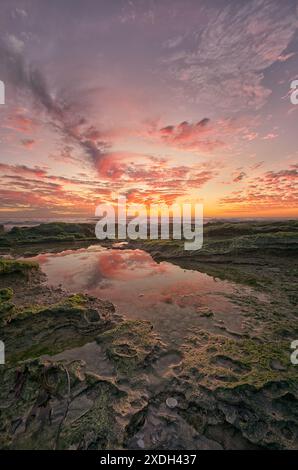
[96,320,165,375]
[0,223,97,248]
[196,307,214,317]
[0,358,129,450]
[0,287,13,302]
[166,397,178,409]
[270,359,287,371]
[171,328,298,449]
[1,292,118,364]
[137,438,145,448]
[1,221,298,450]
[0,258,39,276]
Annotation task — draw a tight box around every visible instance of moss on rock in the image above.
[96,320,164,374]
[0,359,127,450]
[0,287,13,301]
[0,223,97,249]
[1,294,117,364]
[180,329,298,390]
[0,258,39,275]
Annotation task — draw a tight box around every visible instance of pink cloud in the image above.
[262,133,279,141]
[21,138,36,149]
[220,167,298,210]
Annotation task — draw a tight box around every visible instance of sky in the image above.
[0,0,297,219]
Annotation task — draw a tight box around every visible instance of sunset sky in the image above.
[0,0,297,219]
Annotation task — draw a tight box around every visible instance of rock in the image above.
[0,358,127,450]
[96,320,164,375]
[0,287,13,302]
[196,307,214,317]
[270,359,287,371]
[166,397,178,409]
[137,438,145,448]
[1,292,117,364]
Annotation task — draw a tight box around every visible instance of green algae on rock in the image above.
[0,359,128,449]
[0,258,39,275]
[0,223,97,248]
[179,329,298,390]
[0,287,13,301]
[1,291,117,364]
[0,287,15,317]
[96,320,165,375]
[0,220,297,450]
[117,220,298,262]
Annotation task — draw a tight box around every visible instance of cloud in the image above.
[12,8,28,19]
[5,34,24,53]
[232,171,247,183]
[4,110,36,133]
[165,0,298,111]
[0,163,114,213]
[0,39,108,167]
[0,39,61,116]
[144,116,257,153]
[262,132,279,140]
[163,35,184,49]
[0,163,110,190]
[93,151,216,205]
[156,118,225,152]
[21,138,36,149]
[0,163,47,178]
[220,166,298,209]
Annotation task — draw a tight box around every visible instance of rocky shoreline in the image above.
[0,221,297,449]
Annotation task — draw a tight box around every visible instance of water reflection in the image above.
[29,246,248,344]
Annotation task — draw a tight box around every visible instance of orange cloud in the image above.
[4,111,36,133]
[220,166,298,213]
[21,138,36,149]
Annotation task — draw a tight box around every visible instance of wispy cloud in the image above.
[164,0,298,111]
[220,166,298,210]
[0,38,109,168]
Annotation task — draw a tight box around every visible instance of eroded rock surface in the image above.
[0,221,297,451]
